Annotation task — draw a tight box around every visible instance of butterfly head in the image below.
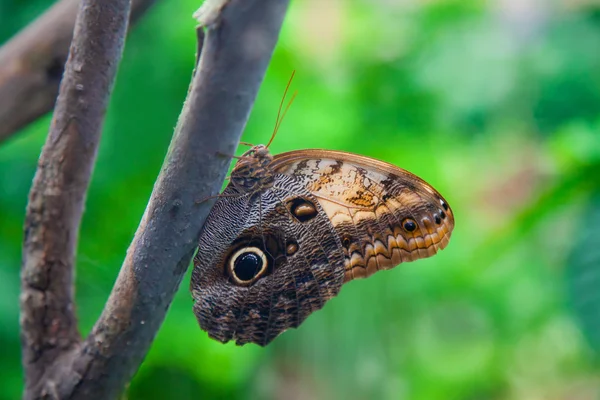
[230,145,275,193]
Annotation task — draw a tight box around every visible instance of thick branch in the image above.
[20,0,132,398]
[31,0,290,398]
[0,0,156,144]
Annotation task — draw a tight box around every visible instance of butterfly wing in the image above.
[191,178,346,346]
[270,149,454,282]
[191,148,454,346]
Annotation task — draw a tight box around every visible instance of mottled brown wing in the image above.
[270,149,454,282]
[191,177,346,346]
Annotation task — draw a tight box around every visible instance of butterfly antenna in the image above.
[276,90,297,135]
[267,70,296,148]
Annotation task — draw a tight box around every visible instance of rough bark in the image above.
[0,0,157,144]
[20,0,290,398]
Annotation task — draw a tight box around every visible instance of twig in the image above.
[20,0,132,398]
[21,0,290,398]
[0,0,157,144]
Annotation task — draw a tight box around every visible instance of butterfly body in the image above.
[191,146,454,346]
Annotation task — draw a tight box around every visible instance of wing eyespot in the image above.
[227,246,268,286]
[342,235,352,249]
[286,240,299,256]
[402,218,417,232]
[287,197,318,222]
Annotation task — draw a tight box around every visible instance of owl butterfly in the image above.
[191,75,454,346]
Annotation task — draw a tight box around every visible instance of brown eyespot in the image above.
[286,240,299,256]
[402,218,417,232]
[227,246,268,286]
[342,235,352,249]
[287,197,318,222]
[440,210,446,219]
[434,214,442,224]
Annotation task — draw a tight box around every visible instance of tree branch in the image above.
[20,0,290,398]
[65,2,290,397]
[20,0,132,398]
[0,0,157,144]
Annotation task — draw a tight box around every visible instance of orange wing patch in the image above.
[272,152,454,282]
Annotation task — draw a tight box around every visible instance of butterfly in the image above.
[190,74,454,346]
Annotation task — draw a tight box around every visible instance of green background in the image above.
[2,0,600,399]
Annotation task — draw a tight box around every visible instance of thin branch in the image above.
[0,0,157,144]
[20,0,132,398]
[21,0,290,398]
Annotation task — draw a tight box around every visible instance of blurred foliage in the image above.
[567,195,600,360]
[2,0,600,399]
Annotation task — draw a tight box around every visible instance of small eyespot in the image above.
[287,198,318,222]
[286,241,299,256]
[440,199,449,211]
[228,246,268,285]
[342,235,352,249]
[402,218,417,232]
[434,214,442,224]
[440,210,446,219]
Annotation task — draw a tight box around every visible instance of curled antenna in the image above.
[266,70,298,148]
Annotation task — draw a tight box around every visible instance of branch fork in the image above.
[19,0,290,398]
